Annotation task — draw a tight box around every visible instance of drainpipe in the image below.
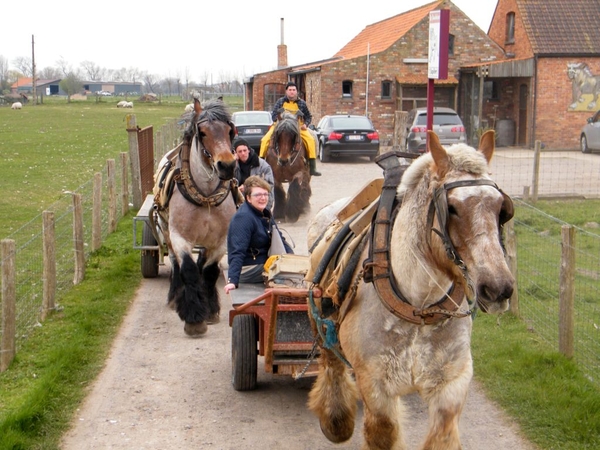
[365,43,370,116]
[531,55,538,148]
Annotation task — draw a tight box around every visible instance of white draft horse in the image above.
[265,110,312,222]
[156,98,238,337]
[306,131,515,449]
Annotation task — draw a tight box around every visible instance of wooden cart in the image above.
[132,194,168,278]
[227,255,320,391]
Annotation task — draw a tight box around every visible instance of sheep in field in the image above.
[11,102,22,110]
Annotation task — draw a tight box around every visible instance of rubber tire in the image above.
[319,142,331,163]
[581,135,591,154]
[141,223,159,278]
[231,314,258,391]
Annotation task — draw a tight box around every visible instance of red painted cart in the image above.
[227,255,321,391]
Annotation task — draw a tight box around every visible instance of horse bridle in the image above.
[271,121,303,166]
[428,179,514,270]
[364,152,514,325]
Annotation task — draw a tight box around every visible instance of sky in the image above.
[1,0,498,83]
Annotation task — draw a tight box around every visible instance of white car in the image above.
[580,110,600,153]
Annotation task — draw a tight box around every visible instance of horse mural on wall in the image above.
[567,62,600,111]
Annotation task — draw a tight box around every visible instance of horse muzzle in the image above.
[216,160,236,180]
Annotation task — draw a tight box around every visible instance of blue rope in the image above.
[308,290,352,368]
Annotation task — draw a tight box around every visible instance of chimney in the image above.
[277,18,288,69]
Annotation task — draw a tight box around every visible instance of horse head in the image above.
[426,130,514,313]
[393,130,514,316]
[270,110,303,166]
[186,98,237,180]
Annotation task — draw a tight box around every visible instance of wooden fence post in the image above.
[42,211,56,321]
[107,159,117,233]
[559,225,575,358]
[1,239,16,372]
[505,220,519,316]
[72,193,85,285]
[121,152,129,217]
[126,114,143,210]
[92,172,102,251]
[531,140,541,203]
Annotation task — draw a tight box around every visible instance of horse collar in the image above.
[364,152,471,325]
[174,141,233,208]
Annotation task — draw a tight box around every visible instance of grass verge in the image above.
[472,313,600,450]
[0,214,141,450]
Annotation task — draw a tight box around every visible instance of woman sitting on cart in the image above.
[224,176,293,294]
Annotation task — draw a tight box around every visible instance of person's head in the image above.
[233,138,252,163]
[285,82,298,101]
[243,175,271,211]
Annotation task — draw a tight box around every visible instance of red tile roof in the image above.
[334,1,444,60]
[517,0,600,55]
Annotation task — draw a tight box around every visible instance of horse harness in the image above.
[154,126,243,211]
[310,150,514,326]
[270,120,304,167]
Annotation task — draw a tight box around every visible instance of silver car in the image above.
[405,107,467,153]
[580,110,600,153]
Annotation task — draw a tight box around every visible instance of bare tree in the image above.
[38,66,62,79]
[143,73,159,94]
[80,61,105,81]
[12,56,33,77]
[0,55,8,91]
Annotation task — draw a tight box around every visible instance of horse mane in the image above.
[183,99,232,141]
[397,143,490,198]
[273,112,301,140]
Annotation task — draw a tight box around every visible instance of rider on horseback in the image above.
[259,81,321,176]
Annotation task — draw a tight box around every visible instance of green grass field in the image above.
[0,100,599,449]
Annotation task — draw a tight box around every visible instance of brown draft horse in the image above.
[306,131,515,449]
[155,98,238,337]
[265,110,312,222]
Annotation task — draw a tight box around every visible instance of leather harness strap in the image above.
[173,140,241,208]
[364,152,470,325]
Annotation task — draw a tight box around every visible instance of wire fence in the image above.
[1,139,600,385]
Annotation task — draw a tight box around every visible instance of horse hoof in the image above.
[320,420,352,443]
[184,321,208,337]
[207,313,220,324]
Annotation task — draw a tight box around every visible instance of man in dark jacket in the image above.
[232,138,275,210]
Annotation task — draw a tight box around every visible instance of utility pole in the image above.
[32,35,37,106]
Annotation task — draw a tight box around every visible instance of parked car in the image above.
[231,111,273,150]
[315,115,380,162]
[405,107,467,153]
[580,110,600,153]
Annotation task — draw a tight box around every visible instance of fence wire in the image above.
[515,200,600,386]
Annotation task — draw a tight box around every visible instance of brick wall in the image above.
[488,0,534,59]
[534,57,600,149]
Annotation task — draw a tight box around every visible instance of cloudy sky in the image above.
[1,0,498,82]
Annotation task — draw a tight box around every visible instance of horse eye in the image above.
[448,204,458,216]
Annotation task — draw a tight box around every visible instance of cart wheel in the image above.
[141,223,159,278]
[231,314,257,391]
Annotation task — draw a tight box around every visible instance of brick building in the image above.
[462,0,600,149]
[245,0,505,146]
[245,0,600,150]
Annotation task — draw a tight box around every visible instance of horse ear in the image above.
[427,131,450,177]
[194,98,203,115]
[478,130,495,164]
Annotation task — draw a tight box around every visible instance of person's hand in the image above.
[224,283,236,294]
[239,185,245,194]
[301,124,307,130]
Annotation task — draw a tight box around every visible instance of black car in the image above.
[231,111,273,151]
[315,115,380,162]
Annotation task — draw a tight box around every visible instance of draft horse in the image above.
[265,110,312,222]
[155,98,238,337]
[306,131,515,449]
